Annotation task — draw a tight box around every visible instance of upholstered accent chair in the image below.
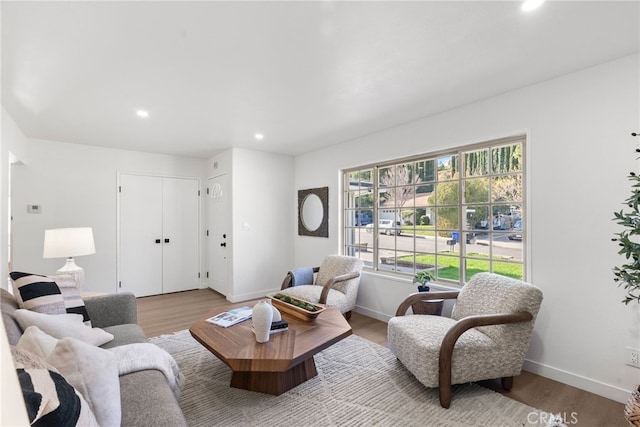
[279,255,363,319]
[387,272,543,408]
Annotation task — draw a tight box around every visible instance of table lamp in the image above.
[43,227,96,291]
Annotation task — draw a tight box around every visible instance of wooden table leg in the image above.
[230,357,318,395]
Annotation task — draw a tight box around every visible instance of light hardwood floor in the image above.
[137,288,628,427]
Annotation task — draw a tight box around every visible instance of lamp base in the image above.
[56,257,85,291]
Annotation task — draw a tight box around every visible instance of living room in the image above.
[2,1,640,425]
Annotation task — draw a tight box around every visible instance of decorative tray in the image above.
[267,293,326,321]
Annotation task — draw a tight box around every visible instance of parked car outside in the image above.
[508,219,522,240]
[355,211,373,226]
[365,219,402,235]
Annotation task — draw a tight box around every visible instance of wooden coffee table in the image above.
[189,303,352,395]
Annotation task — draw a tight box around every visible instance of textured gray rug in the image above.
[151,330,540,426]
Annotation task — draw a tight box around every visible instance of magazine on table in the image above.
[205,306,253,327]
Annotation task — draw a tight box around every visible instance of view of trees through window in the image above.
[343,136,525,285]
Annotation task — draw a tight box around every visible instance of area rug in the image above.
[151,330,542,426]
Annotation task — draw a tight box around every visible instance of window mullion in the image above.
[373,166,379,271]
[458,149,465,284]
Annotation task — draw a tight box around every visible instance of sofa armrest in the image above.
[84,293,138,328]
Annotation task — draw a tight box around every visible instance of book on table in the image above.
[205,306,252,327]
[251,320,290,336]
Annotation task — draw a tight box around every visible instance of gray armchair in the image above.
[387,272,543,408]
[279,255,363,319]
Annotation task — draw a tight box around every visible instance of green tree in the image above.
[464,150,488,176]
[429,181,459,230]
[492,175,522,203]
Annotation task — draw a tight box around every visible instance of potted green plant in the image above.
[413,271,434,292]
[612,132,640,305]
[411,271,443,315]
[613,132,640,427]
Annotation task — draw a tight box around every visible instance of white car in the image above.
[365,219,402,235]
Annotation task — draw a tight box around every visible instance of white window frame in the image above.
[342,135,526,286]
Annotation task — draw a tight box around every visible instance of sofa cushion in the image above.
[119,370,188,427]
[9,272,66,315]
[100,324,148,349]
[11,345,99,426]
[14,309,114,346]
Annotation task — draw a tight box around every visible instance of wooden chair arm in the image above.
[437,311,533,408]
[280,267,320,290]
[395,291,460,317]
[318,271,361,304]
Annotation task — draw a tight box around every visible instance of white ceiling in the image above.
[2,1,639,158]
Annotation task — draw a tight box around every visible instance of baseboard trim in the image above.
[225,288,280,303]
[523,360,632,403]
[354,305,392,323]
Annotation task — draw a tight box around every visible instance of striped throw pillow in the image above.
[9,272,92,326]
[9,272,65,315]
[51,275,92,327]
[12,346,98,426]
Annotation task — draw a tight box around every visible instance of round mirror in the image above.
[301,194,323,231]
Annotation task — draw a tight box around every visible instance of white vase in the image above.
[252,300,273,343]
[270,301,282,322]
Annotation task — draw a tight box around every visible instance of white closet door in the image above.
[162,177,200,293]
[119,174,163,297]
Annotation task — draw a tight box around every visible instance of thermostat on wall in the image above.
[27,204,41,214]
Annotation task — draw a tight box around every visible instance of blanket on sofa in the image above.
[109,343,184,397]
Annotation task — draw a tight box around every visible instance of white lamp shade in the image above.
[43,227,96,259]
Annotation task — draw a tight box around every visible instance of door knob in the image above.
[220,242,226,247]
[164,238,170,243]
[155,239,161,244]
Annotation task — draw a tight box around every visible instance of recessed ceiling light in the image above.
[136,109,149,118]
[522,0,545,12]
[254,133,264,140]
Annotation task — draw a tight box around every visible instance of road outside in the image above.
[350,228,523,274]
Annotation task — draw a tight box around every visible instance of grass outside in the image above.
[400,252,523,280]
[400,225,436,236]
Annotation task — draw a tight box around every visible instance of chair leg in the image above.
[439,385,452,409]
[344,311,352,320]
[438,361,452,408]
[439,339,454,408]
[501,376,513,391]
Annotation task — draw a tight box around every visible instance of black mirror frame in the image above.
[298,187,329,238]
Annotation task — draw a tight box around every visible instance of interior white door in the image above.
[119,174,163,297]
[208,174,229,295]
[162,177,200,293]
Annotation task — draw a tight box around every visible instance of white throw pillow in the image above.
[14,309,114,346]
[16,326,59,358]
[46,337,121,427]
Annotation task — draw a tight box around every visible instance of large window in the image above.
[343,136,525,285]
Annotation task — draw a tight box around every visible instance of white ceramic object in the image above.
[271,304,282,322]
[252,300,273,343]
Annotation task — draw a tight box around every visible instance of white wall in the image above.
[206,148,294,302]
[0,110,31,427]
[1,108,30,286]
[6,130,207,294]
[293,54,640,402]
